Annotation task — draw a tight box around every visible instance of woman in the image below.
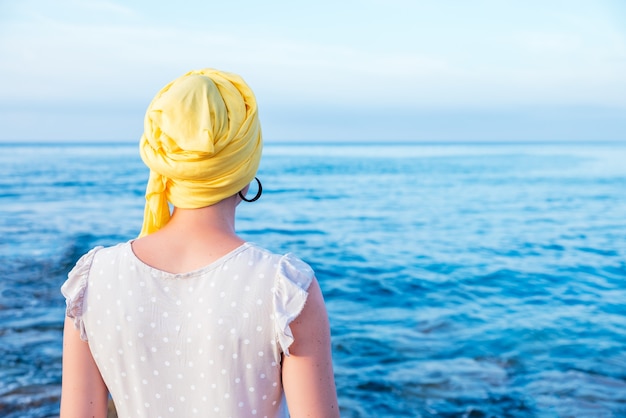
[60,69,339,417]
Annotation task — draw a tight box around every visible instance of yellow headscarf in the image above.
[138,69,263,237]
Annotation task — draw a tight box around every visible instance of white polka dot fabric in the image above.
[61,242,313,418]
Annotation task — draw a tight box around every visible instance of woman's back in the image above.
[63,241,313,417]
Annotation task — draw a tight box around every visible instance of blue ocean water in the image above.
[1,142,625,417]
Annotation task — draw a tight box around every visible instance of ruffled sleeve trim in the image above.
[60,246,103,341]
[273,253,314,356]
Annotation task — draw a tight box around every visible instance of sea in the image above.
[0,141,625,417]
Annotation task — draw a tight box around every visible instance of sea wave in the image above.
[1,142,626,417]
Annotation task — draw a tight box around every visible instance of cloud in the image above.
[2,0,625,109]
[0,0,624,142]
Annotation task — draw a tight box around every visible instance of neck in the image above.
[131,195,246,273]
[162,195,240,240]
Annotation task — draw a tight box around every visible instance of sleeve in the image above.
[273,253,315,356]
[60,246,103,341]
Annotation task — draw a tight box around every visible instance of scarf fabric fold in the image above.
[138,69,263,237]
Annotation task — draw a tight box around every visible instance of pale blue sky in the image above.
[0,0,625,142]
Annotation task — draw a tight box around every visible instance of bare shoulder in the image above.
[289,278,330,352]
[282,278,340,417]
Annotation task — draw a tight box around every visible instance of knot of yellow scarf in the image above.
[138,69,263,237]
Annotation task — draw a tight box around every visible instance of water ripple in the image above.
[2,143,626,416]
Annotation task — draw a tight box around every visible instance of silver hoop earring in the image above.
[238,177,262,202]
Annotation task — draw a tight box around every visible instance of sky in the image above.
[0,0,625,142]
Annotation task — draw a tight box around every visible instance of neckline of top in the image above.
[124,240,253,279]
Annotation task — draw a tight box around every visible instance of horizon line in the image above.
[1,138,626,147]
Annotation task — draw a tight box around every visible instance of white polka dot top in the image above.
[61,241,314,418]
